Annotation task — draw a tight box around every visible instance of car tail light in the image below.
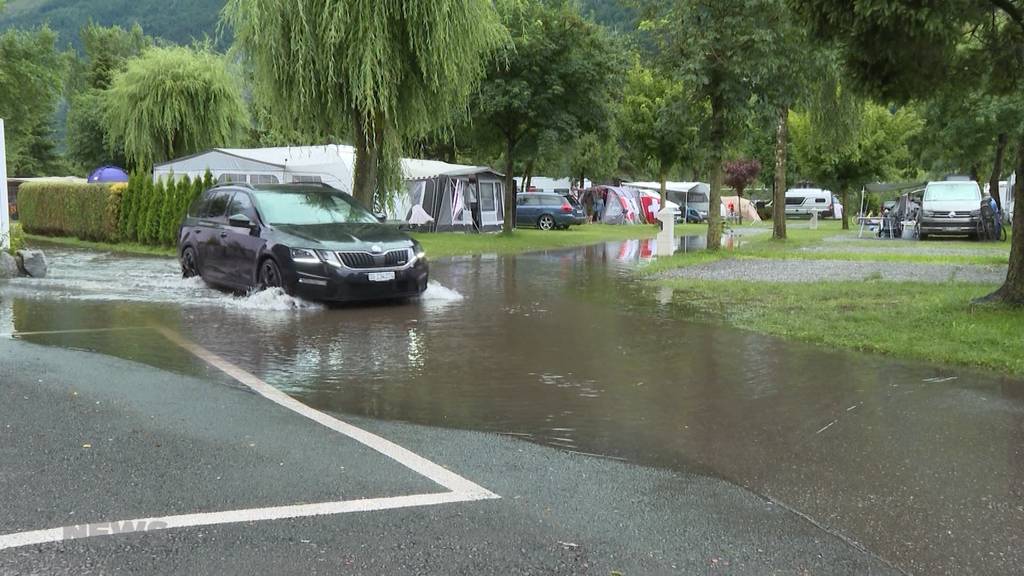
[561,202,573,213]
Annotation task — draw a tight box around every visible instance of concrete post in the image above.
[656,206,678,256]
[0,119,8,251]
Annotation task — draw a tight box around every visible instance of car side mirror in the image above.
[374,212,387,223]
[228,213,255,230]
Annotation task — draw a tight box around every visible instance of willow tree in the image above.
[223,0,507,208]
[105,46,248,169]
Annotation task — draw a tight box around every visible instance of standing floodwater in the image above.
[2,241,1023,575]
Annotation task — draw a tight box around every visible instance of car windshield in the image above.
[924,183,981,202]
[252,190,379,225]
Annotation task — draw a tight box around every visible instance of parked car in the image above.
[679,206,706,223]
[785,188,838,218]
[516,193,586,230]
[178,183,429,302]
[918,180,983,240]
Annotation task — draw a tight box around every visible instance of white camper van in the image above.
[919,180,983,239]
[785,188,840,218]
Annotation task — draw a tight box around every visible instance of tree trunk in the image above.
[706,92,725,251]
[351,109,383,208]
[772,106,788,240]
[503,136,516,234]
[840,182,850,230]
[982,136,1024,304]
[970,164,981,188]
[522,158,534,193]
[579,171,586,191]
[736,187,744,225]
[991,132,1008,211]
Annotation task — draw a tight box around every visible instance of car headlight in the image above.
[411,243,426,261]
[290,248,321,264]
[923,210,935,217]
[317,250,342,267]
[970,209,981,217]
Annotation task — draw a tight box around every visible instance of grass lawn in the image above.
[24,231,177,258]
[643,220,1011,274]
[413,223,708,258]
[645,220,1020,376]
[657,278,1024,376]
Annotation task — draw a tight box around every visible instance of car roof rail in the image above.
[211,181,255,190]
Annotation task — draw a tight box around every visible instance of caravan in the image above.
[785,188,841,218]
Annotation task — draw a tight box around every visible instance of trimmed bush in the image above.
[20,173,215,248]
[18,182,120,242]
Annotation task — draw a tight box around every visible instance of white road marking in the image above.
[0,492,474,551]
[815,420,838,435]
[0,327,498,551]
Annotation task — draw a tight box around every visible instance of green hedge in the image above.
[19,171,214,248]
[19,182,122,242]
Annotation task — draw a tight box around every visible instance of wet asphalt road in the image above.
[0,338,900,575]
[1,239,1023,574]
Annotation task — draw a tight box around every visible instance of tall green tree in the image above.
[791,101,923,229]
[618,64,702,208]
[66,23,150,171]
[223,0,506,208]
[792,0,1024,302]
[0,26,66,175]
[105,45,248,169]
[641,0,790,250]
[471,0,623,232]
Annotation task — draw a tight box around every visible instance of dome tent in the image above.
[87,166,130,183]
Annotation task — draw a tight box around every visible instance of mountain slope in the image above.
[1,0,631,50]
[0,0,227,47]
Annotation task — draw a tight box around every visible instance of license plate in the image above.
[367,271,396,282]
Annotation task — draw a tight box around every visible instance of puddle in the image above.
[2,239,1023,575]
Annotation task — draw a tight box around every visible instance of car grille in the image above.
[337,249,410,269]
[930,211,974,219]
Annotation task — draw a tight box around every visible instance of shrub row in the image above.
[18,181,123,242]
[119,172,214,247]
[18,172,214,248]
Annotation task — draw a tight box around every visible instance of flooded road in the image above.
[2,238,1023,575]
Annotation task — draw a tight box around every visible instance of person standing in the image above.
[593,193,605,223]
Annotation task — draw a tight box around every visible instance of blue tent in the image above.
[88,166,129,183]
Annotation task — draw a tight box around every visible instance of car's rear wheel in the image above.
[181,247,199,279]
[258,258,283,290]
[538,214,555,231]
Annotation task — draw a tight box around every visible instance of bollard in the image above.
[655,206,678,256]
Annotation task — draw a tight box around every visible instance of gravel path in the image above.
[817,235,1010,257]
[657,258,1008,283]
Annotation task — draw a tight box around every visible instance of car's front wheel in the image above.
[538,214,555,231]
[181,247,199,279]
[258,258,284,290]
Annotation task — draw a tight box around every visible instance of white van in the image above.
[785,188,839,218]
[919,180,982,239]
